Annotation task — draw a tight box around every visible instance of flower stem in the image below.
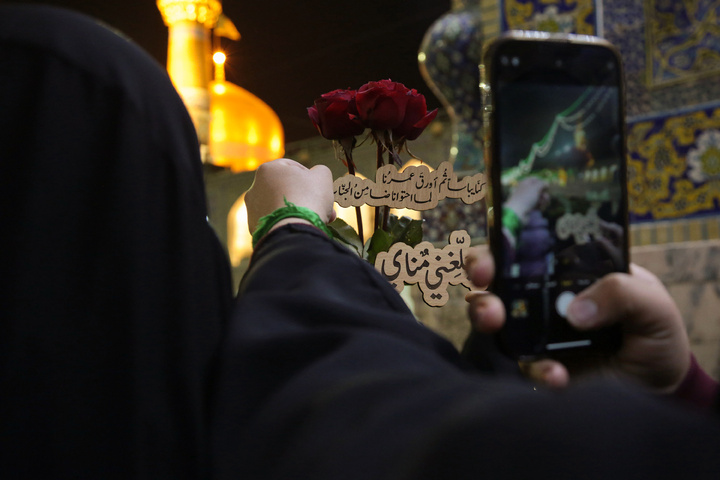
[382,148,392,231]
[344,154,364,242]
[374,140,384,232]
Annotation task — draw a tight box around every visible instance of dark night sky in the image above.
[6,0,450,143]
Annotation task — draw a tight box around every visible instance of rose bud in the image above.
[356,79,411,131]
[392,90,438,141]
[308,89,365,140]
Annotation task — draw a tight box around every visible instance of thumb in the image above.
[565,265,690,392]
[566,266,678,337]
[566,272,639,331]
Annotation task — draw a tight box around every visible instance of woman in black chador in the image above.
[0,6,232,478]
[2,5,720,480]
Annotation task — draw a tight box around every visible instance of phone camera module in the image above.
[511,56,519,67]
[501,56,509,66]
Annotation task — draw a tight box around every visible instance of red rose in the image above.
[355,79,411,131]
[392,90,438,141]
[308,89,365,140]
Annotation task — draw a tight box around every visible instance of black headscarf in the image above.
[0,5,232,478]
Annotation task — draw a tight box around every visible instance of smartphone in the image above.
[481,32,628,360]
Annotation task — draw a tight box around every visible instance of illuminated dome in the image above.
[209,80,284,172]
[157,0,285,172]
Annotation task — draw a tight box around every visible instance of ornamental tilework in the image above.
[492,0,720,229]
[603,0,720,119]
[418,0,720,245]
[645,0,720,88]
[602,0,720,230]
[627,102,720,222]
[630,217,720,246]
[601,1,650,116]
[422,197,487,244]
[419,3,485,173]
[500,0,598,35]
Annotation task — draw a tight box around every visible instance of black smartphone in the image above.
[481,32,628,360]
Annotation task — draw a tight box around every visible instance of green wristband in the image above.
[251,199,333,248]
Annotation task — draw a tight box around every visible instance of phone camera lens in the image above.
[501,56,509,66]
[511,57,519,67]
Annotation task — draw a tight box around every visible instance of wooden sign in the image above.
[333,161,487,307]
[376,230,473,307]
[334,161,486,210]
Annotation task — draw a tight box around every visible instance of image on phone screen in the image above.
[491,41,628,356]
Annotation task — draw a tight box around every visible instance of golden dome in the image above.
[209,80,284,172]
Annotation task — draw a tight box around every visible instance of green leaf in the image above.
[328,218,363,256]
[401,219,424,246]
[386,215,424,247]
[365,228,393,264]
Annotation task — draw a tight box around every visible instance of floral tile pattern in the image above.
[645,0,720,88]
[493,0,720,224]
[500,0,598,34]
[603,0,720,120]
[627,102,720,222]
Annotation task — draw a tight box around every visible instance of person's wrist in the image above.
[266,218,314,234]
[668,354,718,409]
[251,199,333,248]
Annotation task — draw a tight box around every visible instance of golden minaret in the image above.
[157,0,222,162]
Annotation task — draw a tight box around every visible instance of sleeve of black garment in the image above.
[211,225,720,480]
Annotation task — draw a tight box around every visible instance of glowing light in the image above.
[399,158,434,172]
[213,51,226,65]
[335,172,375,242]
[211,109,226,141]
[213,51,226,82]
[270,135,282,154]
[247,126,259,145]
[227,193,253,265]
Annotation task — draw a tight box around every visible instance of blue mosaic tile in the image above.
[627,101,720,222]
[646,0,720,87]
[500,0,598,34]
[419,3,484,173]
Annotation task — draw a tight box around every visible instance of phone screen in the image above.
[487,37,628,358]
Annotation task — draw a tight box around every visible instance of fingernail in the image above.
[567,298,598,327]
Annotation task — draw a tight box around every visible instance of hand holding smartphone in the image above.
[481,32,629,360]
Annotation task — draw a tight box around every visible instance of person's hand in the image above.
[464,248,691,394]
[245,158,336,235]
[504,177,549,222]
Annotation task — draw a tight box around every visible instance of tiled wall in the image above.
[492,0,720,229]
[631,217,720,247]
[407,0,720,379]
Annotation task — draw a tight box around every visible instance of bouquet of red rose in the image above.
[308,79,437,262]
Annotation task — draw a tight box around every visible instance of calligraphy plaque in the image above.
[376,230,473,307]
[334,160,487,307]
